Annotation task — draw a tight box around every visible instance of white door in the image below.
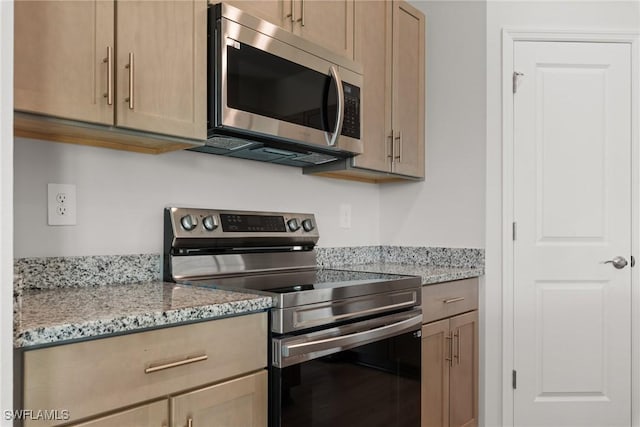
[513,41,632,426]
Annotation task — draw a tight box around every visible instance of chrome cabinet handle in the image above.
[443,297,465,304]
[387,132,394,160]
[144,354,208,374]
[103,46,113,105]
[125,52,134,110]
[445,331,453,367]
[394,131,402,162]
[454,330,460,365]
[286,0,295,22]
[325,65,344,147]
[604,256,628,269]
[297,0,305,26]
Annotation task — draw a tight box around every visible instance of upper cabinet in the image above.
[225,0,354,59]
[14,1,115,125]
[390,1,425,178]
[14,0,207,151]
[305,0,425,182]
[115,1,207,139]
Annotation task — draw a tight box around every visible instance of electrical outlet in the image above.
[339,203,352,229]
[48,183,77,226]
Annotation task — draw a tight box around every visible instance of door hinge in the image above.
[513,72,524,94]
[512,370,517,389]
[512,222,517,241]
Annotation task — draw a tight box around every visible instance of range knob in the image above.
[302,219,315,232]
[287,218,301,232]
[203,215,219,231]
[180,214,198,231]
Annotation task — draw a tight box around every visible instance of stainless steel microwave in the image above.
[191,3,363,167]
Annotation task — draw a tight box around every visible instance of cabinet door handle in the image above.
[445,331,453,367]
[394,131,402,162]
[443,297,465,304]
[454,330,460,365]
[103,46,113,105]
[125,52,134,110]
[286,0,295,22]
[187,417,193,427]
[387,132,394,161]
[144,354,208,374]
[298,0,305,26]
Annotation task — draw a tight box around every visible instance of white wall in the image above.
[485,2,640,426]
[13,138,381,257]
[381,0,487,249]
[0,0,13,422]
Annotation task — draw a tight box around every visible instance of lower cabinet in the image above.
[172,370,267,427]
[421,279,479,427]
[68,400,168,427]
[20,313,268,427]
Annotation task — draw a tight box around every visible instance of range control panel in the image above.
[167,207,319,240]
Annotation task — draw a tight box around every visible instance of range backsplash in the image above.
[14,247,484,290]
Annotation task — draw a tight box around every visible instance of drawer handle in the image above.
[144,354,208,374]
[443,297,465,304]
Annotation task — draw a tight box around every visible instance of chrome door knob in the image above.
[604,256,628,269]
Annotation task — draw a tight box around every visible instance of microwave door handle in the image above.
[325,65,345,147]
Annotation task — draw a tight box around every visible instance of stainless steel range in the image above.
[163,207,422,427]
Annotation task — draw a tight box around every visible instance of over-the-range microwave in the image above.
[188,3,363,167]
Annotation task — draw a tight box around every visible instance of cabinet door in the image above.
[391,1,425,178]
[449,311,478,427]
[69,400,168,427]
[351,0,393,173]
[14,0,114,125]
[116,0,207,139]
[225,0,291,29]
[422,319,450,427]
[294,0,354,59]
[172,370,268,427]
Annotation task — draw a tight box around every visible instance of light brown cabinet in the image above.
[14,0,207,152]
[172,370,267,427]
[21,313,267,427]
[421,280,479,427]
[305,0,425,182]
[68,400,168,427]
[225,0,354,59]
[14,1,115,126]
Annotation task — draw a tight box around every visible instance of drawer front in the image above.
[23,313,267,427]
[422,278,478,323]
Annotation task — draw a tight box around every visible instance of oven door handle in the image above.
[280,312,422,361]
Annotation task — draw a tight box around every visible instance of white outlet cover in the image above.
[48,183,77,226]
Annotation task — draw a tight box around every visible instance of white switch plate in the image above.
[339,203,352,229]
[48,183,77,226]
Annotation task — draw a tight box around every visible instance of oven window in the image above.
[226,42,337,133]
[271,330,421,427]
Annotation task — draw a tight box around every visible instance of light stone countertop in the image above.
[14,282,272,349]
[334,263,484,285]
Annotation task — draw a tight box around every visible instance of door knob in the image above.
[604,256,628,269]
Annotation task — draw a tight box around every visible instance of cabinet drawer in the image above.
[422,278,478,323]
[22,313,267,427]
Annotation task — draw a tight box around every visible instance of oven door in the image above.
[211,15,362,154]
[270,309,422,427]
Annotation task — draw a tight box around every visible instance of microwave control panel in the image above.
[341,82,361,139]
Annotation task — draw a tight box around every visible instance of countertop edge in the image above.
[15,295,272,349]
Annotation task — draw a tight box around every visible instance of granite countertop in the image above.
[336,263,484,285]
[14,282,272,349]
